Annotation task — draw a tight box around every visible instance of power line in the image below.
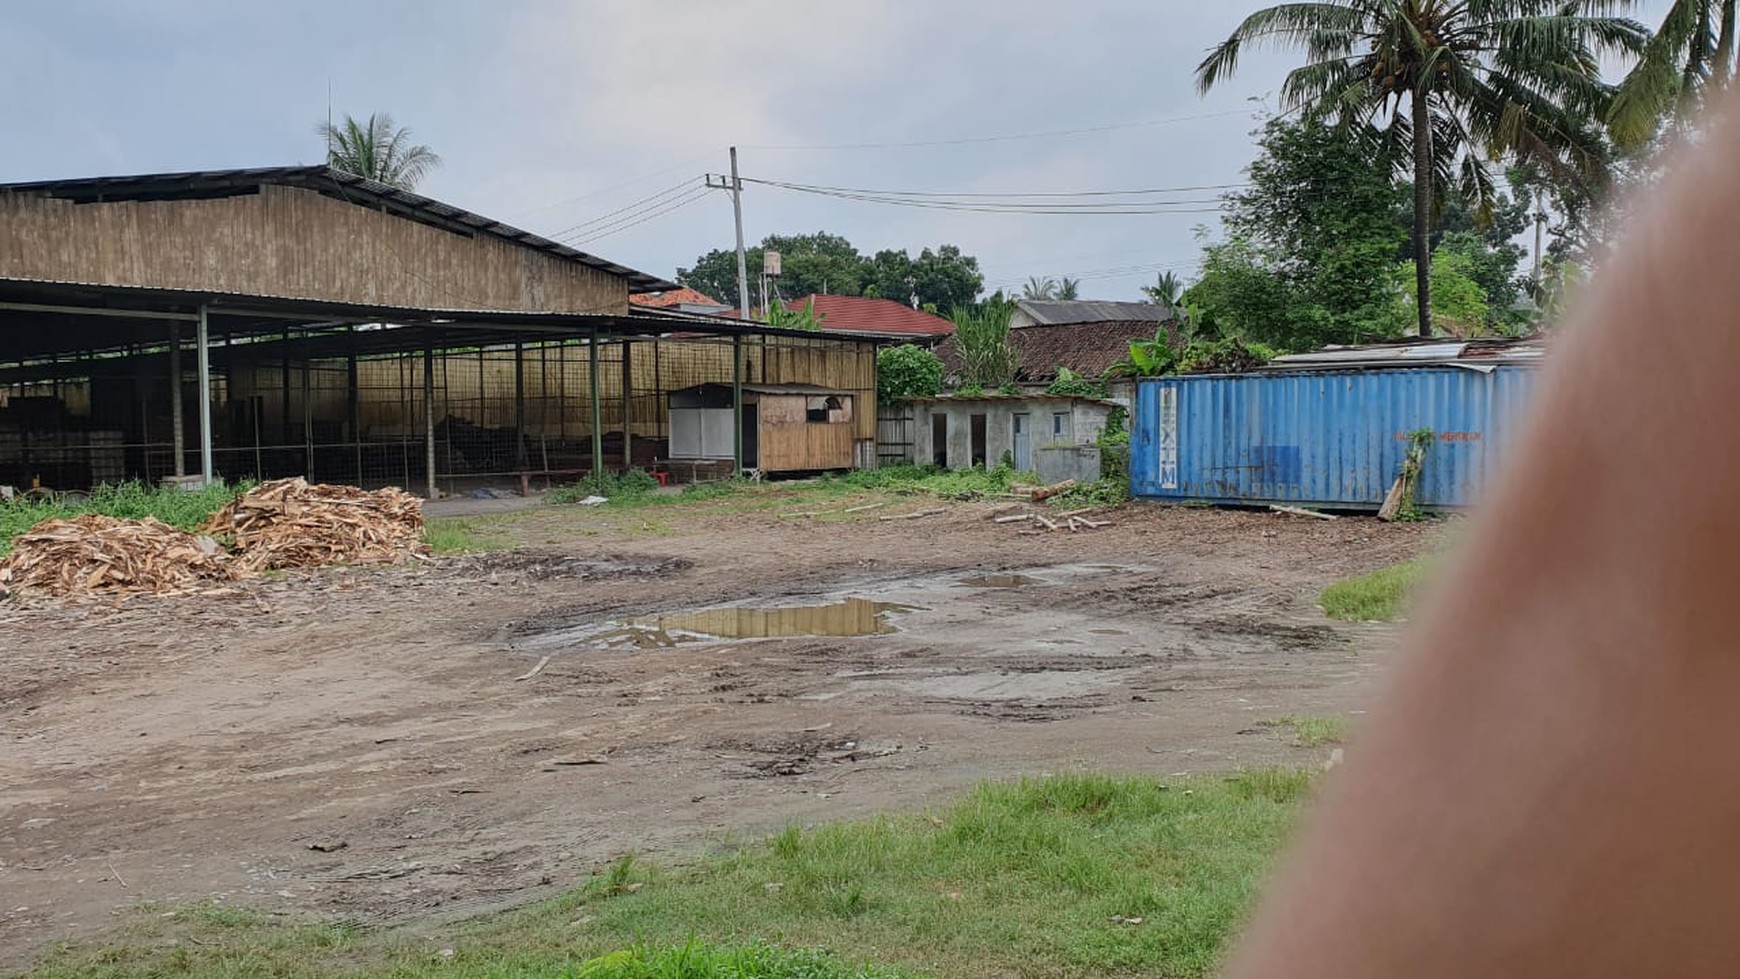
[744,180,1228,216]
[744,178,1250,199]
[565,186,719,246]
[739,108,1254,151]
[548,178,704,241]
[501,155,714,222]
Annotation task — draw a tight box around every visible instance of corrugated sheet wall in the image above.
[1130,367,1538,509]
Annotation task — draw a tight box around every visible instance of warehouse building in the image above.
[0,167,877,493]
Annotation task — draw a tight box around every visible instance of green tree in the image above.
[876,344,945,406]
[1141,271,1186,308]
[1610,1,1739,149]
[1404,249,1492,335]
[1198,1,1647,337]
[680,235,981,311]
[1056,276,1081,300]
[1189,116,1411,351]
[1021,276,1059,300]
[318,112,441,190]
[863,245,984,309]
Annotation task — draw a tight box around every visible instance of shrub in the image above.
[548,469,660,504]
[876,344,944,406]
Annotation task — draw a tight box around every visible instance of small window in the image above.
[807,395,850,424]
[1052,412,1068,437]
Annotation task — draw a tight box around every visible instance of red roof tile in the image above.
[630,286,726,308]
[783,294,954,338]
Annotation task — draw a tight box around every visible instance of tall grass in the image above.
[0,481,244,556]
[948,297,1017,390]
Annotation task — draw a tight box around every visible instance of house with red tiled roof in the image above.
[777,294,954,342]
[628,286,732,316]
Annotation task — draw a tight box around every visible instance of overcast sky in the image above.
[2,1,1671,303]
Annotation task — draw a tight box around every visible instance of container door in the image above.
[1012,412,1031,471]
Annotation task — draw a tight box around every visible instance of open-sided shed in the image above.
[0,167,879,492]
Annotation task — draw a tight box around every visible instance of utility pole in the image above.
[705,149,752,320]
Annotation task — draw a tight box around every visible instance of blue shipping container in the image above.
[1130,367,1538,510]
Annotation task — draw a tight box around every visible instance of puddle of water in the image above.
[954,574,1042,589]
[590,597,919,649]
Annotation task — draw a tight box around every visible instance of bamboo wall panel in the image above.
[0,185,627,313]
[227,335,875,445]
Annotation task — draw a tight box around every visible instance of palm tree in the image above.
[1021,276,1059,300]
[1142,271,1185,307]
[1609,1,1737,149]
[1197,2,1646,337]
[1056,276,1081,300]
[318,112,442,191]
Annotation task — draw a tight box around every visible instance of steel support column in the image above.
[196,305,214,485]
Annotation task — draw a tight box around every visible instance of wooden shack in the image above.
[668,383,858,475]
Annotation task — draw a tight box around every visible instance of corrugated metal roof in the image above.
[1013,299,1176,326]
[1267,336,1547,371]
[0,165,679,293]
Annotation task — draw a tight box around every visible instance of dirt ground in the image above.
[0,498,1430,967]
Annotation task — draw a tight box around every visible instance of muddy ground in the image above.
[0,498,1430,966]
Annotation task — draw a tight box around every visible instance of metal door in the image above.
[1012,412,1031,471]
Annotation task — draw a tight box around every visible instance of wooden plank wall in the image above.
[756,394,857,471]
[0,185,627,312]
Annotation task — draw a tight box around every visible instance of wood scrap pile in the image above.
[1006,479,1077,503]
[991,505,1112,535]
[204,477,428,572]
[0,515,235,597]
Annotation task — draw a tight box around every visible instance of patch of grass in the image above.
[574,942,912,978]
[0,480,246,556]
[1319,557,1430,622]
[1265,716,1350,748]
[549,470,663,505]
[28,771,1311,979]
[423,516,515,554]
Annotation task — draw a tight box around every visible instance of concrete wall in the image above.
[911,397,1112,472]
[1035,444,1101,484]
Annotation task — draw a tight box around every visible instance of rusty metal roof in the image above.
[0,165,678,293]
[1266,336,1547,372]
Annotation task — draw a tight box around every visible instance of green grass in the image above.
[1319,557,1431,622]
[541,466,1042,517]
[423,516,516,554]
[23,771,1312,979]
[0,480,245,556]
[1265,716,1350,748]
[572,942,912,978]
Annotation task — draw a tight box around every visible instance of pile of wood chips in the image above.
[0,514,236,597]
[204,477,428,572]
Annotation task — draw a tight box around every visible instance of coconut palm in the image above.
[1609,1,1737,149]
[318,112,442,190]
[1056,276,1081,300]
[1022,276,1059,300]
[1142,271,1185,307]
[1197,1,1646,337]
